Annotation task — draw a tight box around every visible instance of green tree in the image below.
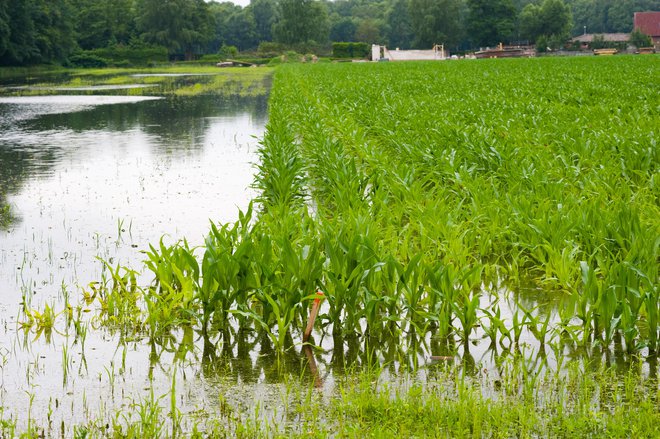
[248,0,279,43]
[467,0,517,47]
[519,3,541,41]
[567,0,660,35]
[0,0,9,58]
[31,0,77,62]
[211,3,258,51]
[520,0,571,44]
[273,0,329,45]
[386,0,414,49]
[539,0,571,37]
[409,0,463,48]
[330,16,357,42]
[0,0,36,65]
[136,0,213,59]
[569,0,605,34]
[0,0,76,65]
[630,28,652,48]
[355,19,383,43]
[73,0,135,49]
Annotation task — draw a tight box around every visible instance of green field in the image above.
[249,55,659,352]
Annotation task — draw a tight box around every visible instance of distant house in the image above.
[571,33,630,48]
[634,11,660,48]
[371,44,447,61]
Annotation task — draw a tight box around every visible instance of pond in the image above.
[0,73,271,434]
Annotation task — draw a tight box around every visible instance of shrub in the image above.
[258,42,287,58]
[332,42,370,58]
[67,53,109,68]
[85,45,168,66]
[218,44,239,60]
[535,35,548,52]
[589,35,627,51]
[267,56,283,66]
[198,54,221,63]
[630,29,652,48]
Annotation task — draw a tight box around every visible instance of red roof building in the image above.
[634,11,660,48]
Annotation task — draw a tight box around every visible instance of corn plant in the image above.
[482,304,512,348]
[143,239,199,335]
[320,218,376,336]
[92,261,143,332]
[198,205,260,333]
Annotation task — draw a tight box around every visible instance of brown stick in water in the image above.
[303,291,324,343]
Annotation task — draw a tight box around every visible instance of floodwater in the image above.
[0,74,271,433]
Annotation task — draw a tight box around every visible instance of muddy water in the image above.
[0,78,269,432]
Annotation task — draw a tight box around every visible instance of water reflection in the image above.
[0,79,270,432]
[139,319,660,399]
[0,89,267,309]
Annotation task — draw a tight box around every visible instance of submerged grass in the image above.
[0,65,273,97]
[3,357,659,438]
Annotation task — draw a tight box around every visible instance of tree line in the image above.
[0,0,658,66]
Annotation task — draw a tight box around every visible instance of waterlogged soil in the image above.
[0,72,270,433]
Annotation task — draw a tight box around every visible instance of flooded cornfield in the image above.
[0,58,658,437]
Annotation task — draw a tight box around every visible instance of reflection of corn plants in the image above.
[482,304,511,348]
[20,302,59,342]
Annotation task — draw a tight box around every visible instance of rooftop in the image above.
[634,11,660,37]
[572,33,630,43]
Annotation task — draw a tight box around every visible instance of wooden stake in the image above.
[303,291,324,343]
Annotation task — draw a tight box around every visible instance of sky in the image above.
[209,0,251,7]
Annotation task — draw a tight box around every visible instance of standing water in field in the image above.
[0,74,269,433]
[0,93,267,303]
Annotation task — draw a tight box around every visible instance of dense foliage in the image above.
[332,42,370,58]
[0,0,658,66]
